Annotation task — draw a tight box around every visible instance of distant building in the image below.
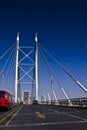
[23,91,29,104]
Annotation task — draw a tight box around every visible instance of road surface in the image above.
[0,104,87,130]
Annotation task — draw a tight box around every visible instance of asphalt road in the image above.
[0,105,87,130]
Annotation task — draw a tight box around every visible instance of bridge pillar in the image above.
[35,33,38,100]
[15,33,19,103]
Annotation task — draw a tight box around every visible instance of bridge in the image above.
[0,33,87,130]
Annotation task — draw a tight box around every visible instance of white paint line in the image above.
[5,105,23,126]
[0,112,8,118]
[62,112,87,121]
[0,120,87,128]
[47,108,87,121]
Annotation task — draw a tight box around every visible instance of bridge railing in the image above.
[40,97,87,108]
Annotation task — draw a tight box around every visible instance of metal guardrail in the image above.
[40,98,87,108]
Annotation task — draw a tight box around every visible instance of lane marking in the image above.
[63,112,87,121]
[0,110,13,118]
[48,108,87,121]
[1,105,87,128]
[0,111,15,124]
[0,120,87,127]
[5,105,23,126]
[35,112,46,119]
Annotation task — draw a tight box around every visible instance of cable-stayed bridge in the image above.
[0,33,87,107]
[1,33,87,130]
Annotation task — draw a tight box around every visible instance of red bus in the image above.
[0,90,13,110]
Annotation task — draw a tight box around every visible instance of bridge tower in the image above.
[15,33,19,103]
[14,33,39,103]
[35,33,38,101]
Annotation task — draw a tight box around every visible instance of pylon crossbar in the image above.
[20,46,34,49]
[18,82,35,84]
[19,63,34,66]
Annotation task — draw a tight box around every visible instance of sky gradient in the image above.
[0,0,87,99]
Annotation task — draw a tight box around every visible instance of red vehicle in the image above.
[0,90,13,110]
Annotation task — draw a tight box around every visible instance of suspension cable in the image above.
[39,44,87,94]
[39,49,51,85]
[39,49,51,100]
[0,43,15,60]
[0,46,15,76]
[5,49,15,86]
[6,47,15,92]
[39,47,69,99]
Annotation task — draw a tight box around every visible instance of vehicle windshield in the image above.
[0,91,5,98]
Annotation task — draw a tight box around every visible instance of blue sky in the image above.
[0,0,87,99]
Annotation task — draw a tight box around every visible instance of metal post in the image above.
[53,90,58,101]
[15,32,19,103]
[48,93,51,102]
[51,75,54,100]
[44,94,46,102]
[35,33,38,100]
[61,87,69,100]
[51,75,58,101]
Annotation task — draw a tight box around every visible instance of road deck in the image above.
[0,105,87,130]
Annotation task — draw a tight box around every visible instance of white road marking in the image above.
[5,105,23,126]
[1,105,87,128]
[48,108,87,121]
[0,120,87,127]
[0,110,12,118]
[0,106,87,128]
[62,112,87,121]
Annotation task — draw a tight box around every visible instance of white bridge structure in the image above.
[0,33,87,106]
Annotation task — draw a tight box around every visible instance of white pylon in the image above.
[35,33,38,100]
[15,32,19,103]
